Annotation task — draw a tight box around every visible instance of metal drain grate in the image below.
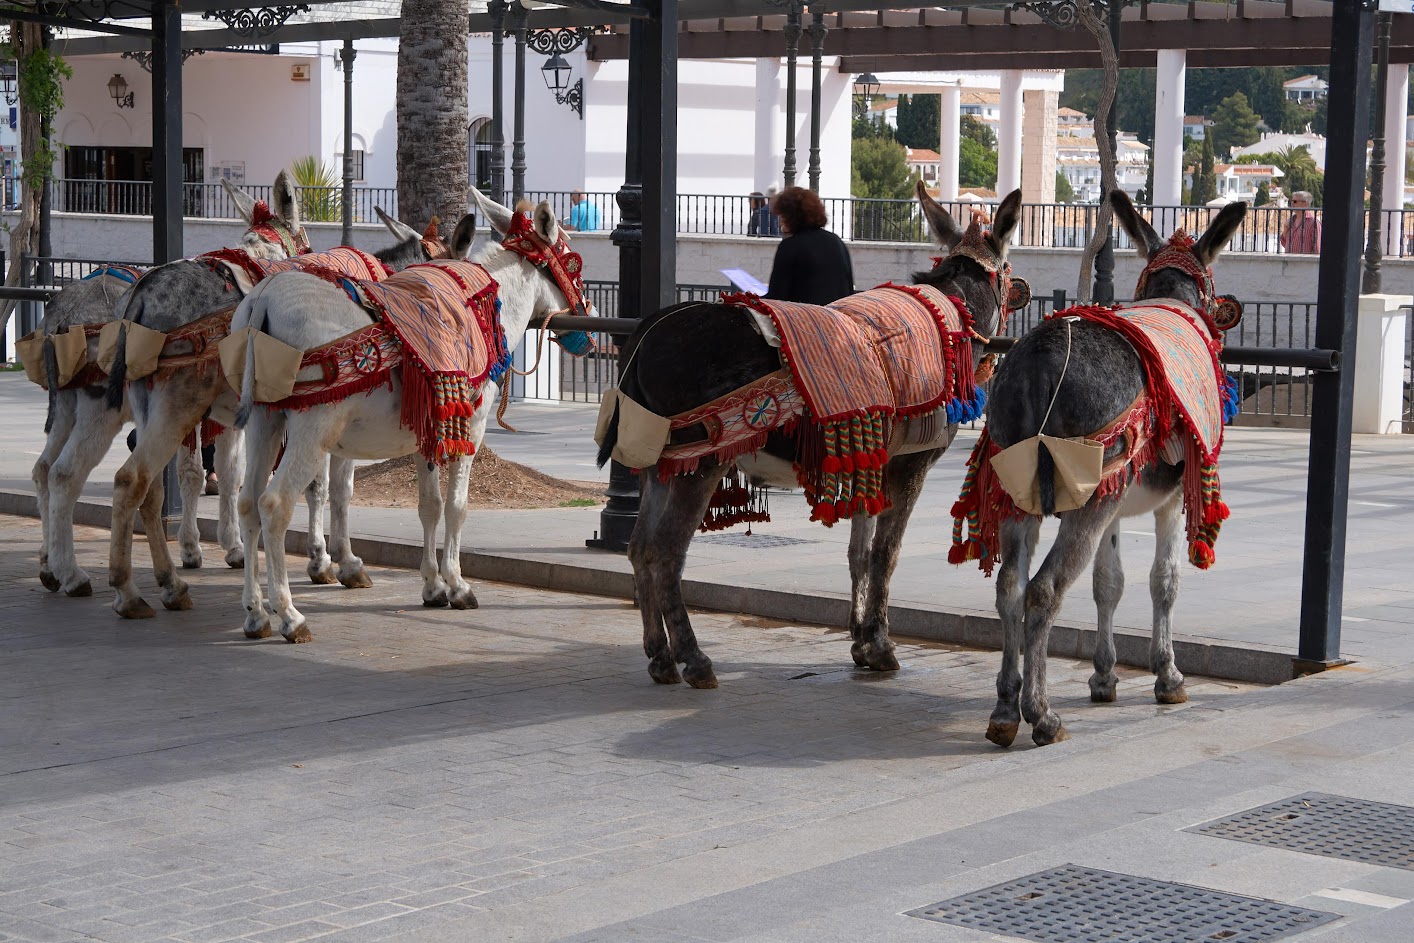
[907,864,1337,943]
[1188,792,1414,870]
[694,533,818,548]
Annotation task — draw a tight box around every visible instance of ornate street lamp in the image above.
[1,61,17,107]
[107,73,134,109]
[540,52,583,120]
[852,72,880,119]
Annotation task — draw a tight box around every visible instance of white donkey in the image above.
[231,190,586,642]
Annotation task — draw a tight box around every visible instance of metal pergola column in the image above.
[1297,0,1375,671]
[489,0,508,204]
[340,39,356,245]
[152,0,185,527]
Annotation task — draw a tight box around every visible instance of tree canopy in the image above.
[896,94,941,150]
[1210,92,1263,154]
[851,136,916,200]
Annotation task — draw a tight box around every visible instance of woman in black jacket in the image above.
[765,187,855,305]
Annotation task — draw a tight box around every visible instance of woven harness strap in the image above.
[247,200,312,257]
[1132,230,1239,338]
[929,218,1024,335]
[500,211,589,317]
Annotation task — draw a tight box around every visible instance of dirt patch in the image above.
[352,447,605,510]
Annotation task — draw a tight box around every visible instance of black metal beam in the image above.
[643,0,677,314]
[511,2,529,202]
[1298,0,1373,671]
[528,0,653,19]
[340,39,354,246]
[838,45,1414,70]
[2,7,151,36]
[150,0,182,264]
[489,0,507,206]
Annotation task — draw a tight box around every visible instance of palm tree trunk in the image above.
[397,0,470,227]
[1,23,46,331]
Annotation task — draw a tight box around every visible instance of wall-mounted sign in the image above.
[291,63,311,82]
[211,161,246,185]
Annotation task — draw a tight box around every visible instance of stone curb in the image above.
[1,488,1298,685]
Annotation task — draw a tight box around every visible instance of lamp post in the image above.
[540,51,583,119]
[852,72,879,121]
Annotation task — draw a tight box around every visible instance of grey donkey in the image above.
[597,184,1023,689]
[983,190,1248,748]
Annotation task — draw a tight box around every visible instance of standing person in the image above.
[565,189,600,231]
[1279,190,1321,254]
[747,191,766,236]
[765,186,855,304]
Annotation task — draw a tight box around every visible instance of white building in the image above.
[1057,133,1149,203]
[1057,106,1092,138]
[1183,163,1284,202]
[1284,75,1328,103]
[903,146,941,185]
[1183,115,1212,141]
[1229,131,1327,171]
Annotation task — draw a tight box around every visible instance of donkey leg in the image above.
[137,471,193,612]
[1150,489,1188,704]
[237,413,281,639]
[988,515,1041,747]
[33,390,75,591]
[214,431,246,568]
[304,455,337,585]
[260,440,325,643]
[109,418,180,619]
[658,471,725,689]
[46,394,120,597]
[1021,499,1122,746]
[441,455,478,610]
[176,438,205,569]
[327,455,371,588]
[846,513,877,664]
[852,449,940,672]
[415,459,450,607]
[1089,516,1125,703]
[627,474,681,686]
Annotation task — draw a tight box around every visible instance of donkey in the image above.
[229,189,585,642]
[103,175,472,619]
[981,191,1247,748]
[597,184,1023,690]
[31,268,160,597]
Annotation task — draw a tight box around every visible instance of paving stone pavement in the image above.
[4,516,1414,943]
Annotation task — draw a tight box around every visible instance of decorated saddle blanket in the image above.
[266,260,506,464]
[674,284,986,525]
[202,246,391,296]
[15,266,149,390]
[951,299,1239,575]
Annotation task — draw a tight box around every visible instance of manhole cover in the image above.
[694,533,817,548]
[907,864,1337,943]
[1188,792,1414,870]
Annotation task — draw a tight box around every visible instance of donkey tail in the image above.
[232,290,267,431]
[103,322,128,411]
[1036,439,1057,518]
[594,398,621,469]
[42,336,59,434]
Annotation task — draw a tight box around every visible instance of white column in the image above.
[1153,49,1186,209]
[1383,65,1408,255]
[755,58,781,192]
[997,70,1023,196]
[939,84,960,201]
[1353,294,1411,434]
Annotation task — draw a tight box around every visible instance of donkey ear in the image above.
[469,186,514,238]
[375,206,421,244]
[915,179,962,252]
[1194,200,1249,267]
[1109,189,1163,259]
[533,200,561,245]
[223,179,257,225]
[273,169,302,232]
[989,189,1023,254]
[450,212,478,259]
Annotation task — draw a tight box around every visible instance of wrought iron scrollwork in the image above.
[526,27,597,56]
[201,5,311,39]
[1011,0,1130,28]
[557,77,583,120]
[120,48,206,73]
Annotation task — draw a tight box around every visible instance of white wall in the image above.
[310,38,400,193]
[54,51,322,187]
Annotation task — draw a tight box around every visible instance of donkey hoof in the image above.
[162,591,193,612]
[1032,723,1071,747]
[422,590,449,608]
[683,663,718,690]
[985,721,1019,748]
[867,649,900,673]
[224,548,245,569]
[1155,683,1188,705]
[64,579,93,598]
[243,612,273,639]
[308,564,338,586]
[282,622,313,644]
[339,569,374,590]
[181,551,203,570]
[448,587,479,610]
[850,643,870,668]
[39,570,61,592]
[647,655,682,685]
[1089,677,1119,703]
[115,596,156,620]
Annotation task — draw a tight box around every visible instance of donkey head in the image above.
[372,208,478,268]
[223,170,310,260]
[913,181,1024,338]
[469,186,590,318]
[1111,189,1247,310]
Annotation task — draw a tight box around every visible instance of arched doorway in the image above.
[469,117,494,192]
